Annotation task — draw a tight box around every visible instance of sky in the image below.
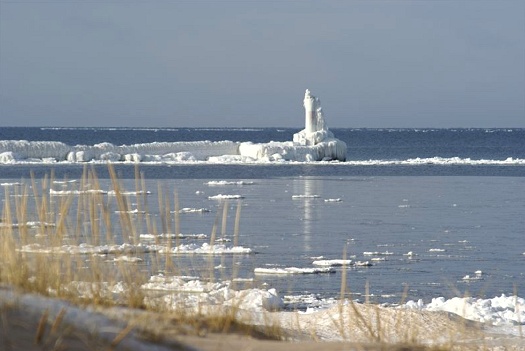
[0,0,524,128]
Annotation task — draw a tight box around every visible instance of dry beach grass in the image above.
[0,166,522,350]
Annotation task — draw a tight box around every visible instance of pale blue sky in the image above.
[1,0,524,128]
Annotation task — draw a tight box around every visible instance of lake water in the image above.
[1,127,524,307]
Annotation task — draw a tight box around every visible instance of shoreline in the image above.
[1,285,523,351]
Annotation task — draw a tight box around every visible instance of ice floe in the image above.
[208,194,244,200]
[176,207,211,214]
[254,267,336,275]
[205,180,255,186]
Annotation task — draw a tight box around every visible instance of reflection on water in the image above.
[293,177,323,253]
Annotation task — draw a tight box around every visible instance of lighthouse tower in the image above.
[303,89,317,134]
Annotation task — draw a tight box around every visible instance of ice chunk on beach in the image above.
[404,294,525,327]
[142,275,283,311]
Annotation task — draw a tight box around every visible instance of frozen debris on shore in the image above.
[142,274,283,311]
[404,294,525,327]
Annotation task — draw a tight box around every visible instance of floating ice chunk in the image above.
[292,194,320,199]
[324,198,342,202]
[205,180,254,186]
[208,194,244,200]
[1,181,22,186]
[139,233,207,240]
[312,259,353,267]
[176,208,211,214]
[462,270,483,281]
[364,251,393,256]
[254,267,336,275]
[107,190,151,196]
[53,180,78,184]
[50,189,108,196]
[115,209,146,214]
[155,242,252,255]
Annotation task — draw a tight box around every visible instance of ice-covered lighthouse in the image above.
[291,89,347,161]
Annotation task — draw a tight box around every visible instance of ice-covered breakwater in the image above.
[0,90,347,163]
[0,140,240,163]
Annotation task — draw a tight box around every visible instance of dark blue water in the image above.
[1,127,524,179]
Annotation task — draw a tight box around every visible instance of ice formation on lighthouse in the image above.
[0,89,347,163]
[238,89,347,162]
[294,89,333,146]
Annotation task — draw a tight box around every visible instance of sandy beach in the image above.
[1,285,523,351]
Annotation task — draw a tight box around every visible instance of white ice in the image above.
[51,273,525,341]
[205,180,255,186]
[18,242,252,255]
[254,267,336,275]
[208,194,244,200]
[404,294,525,329]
